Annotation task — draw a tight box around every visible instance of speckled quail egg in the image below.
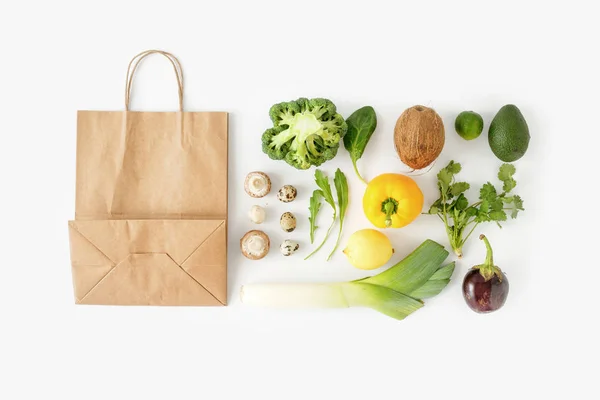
[280,240,299,256]
[277,185,297,203]
[279,212,297,232]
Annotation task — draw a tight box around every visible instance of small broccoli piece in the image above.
[261,98,347,170]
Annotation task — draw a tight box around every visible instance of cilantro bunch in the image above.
[428,161,524,258]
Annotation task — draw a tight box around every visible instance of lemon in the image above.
[455,111,484,140]
[343,229,393,270]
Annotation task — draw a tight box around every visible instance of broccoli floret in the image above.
[261,98,347,170]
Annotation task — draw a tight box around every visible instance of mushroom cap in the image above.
[249,205,266,224]
[277,185,297,203]
[240,230,270,260]
[244,172,271,198]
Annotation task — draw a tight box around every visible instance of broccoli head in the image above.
[261,98,347,170]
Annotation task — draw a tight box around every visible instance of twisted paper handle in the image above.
[125,50,184,111]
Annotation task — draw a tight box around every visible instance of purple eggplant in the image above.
[462,235,509,313]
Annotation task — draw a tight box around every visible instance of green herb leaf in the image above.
[451,182,470,196]
[437,161,460,194]
[475,212,491,223]
[498,163,517,193]
[334,169,349,224]
[328,169,349,261]
[508,195,525,218]
[465,207,478,219]
[480,199,490,213]
[491,198,504,212]
[308,190,322,244]
[305,170,337,260]
[479,182,497,202]
[447,161,462,174]
[428,161,525,257]
[429,205,440,214]
[454,194,469,211]
[498,163,516,180]
[343,106,377,184]
[489,210,508,221]
[314,169,335,210]
[437,171,452,193]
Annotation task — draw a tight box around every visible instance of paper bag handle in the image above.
[125,50,184,112]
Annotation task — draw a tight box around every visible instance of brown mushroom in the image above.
[240,230,270,260]
[244,172,271,198]
[249,205,266,224]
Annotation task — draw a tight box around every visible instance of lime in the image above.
[455,111,484,140]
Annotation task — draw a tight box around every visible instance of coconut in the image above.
[394,105,445,170]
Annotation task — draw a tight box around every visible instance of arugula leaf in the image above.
[308,190,322,244]
[334,169,349,223]
[328,169,349,261]
[315,169,335,210]
[343,106,377,184]
[305,170,337,260]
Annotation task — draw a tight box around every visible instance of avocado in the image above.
[488,105,530,162]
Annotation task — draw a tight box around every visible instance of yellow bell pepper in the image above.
[362,173,424,228]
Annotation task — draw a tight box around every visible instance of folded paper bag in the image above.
[68,50,229,306]
[68,219,227,306]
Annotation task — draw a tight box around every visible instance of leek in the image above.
[241,239,455,320]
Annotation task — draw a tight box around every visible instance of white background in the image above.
[1,1,598,399]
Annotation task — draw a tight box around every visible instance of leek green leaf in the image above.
[362,239,449,294]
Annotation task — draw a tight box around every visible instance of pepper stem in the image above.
[381,198,399,228]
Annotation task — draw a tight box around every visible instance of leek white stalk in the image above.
[241,283,349,308]
[240,240,456,321]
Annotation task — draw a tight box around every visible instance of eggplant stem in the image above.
[479,234,494,266]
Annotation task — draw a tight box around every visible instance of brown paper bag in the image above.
[68,50,228,306]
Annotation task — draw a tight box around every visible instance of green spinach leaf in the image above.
[343,106,377,184]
